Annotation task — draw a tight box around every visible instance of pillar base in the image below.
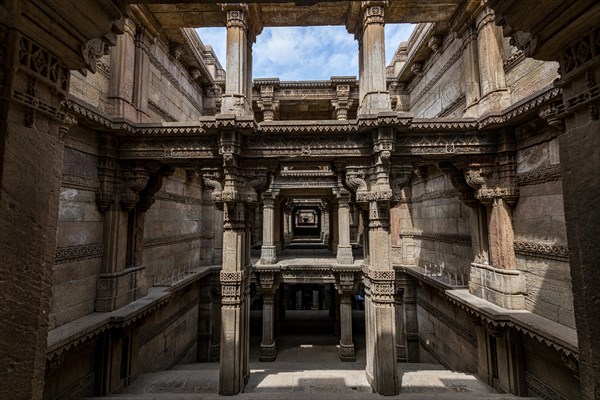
[220,94,252,115]
[358,92,392,115]
[259,341,277,362]
[260,246,277,265]
[339,343,356,362]
[336,245,354,265]
[469,263,526,310]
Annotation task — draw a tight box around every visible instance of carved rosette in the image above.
[363,2,386,27]
[225,7,248,30]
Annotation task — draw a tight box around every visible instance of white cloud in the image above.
[196,24,414,81]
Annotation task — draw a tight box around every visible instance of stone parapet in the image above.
[469,263,526,310]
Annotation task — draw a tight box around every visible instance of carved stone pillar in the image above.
[219,201,250,395]
[336,273,356,361]
[331,83,353,120]
[109,18,137,120]
[132,22,152,121]
[259,272,277,361]
[462,26,481,116]
[331,202,339,255]
[260,193,277,264]
[256,80,279,121]
[210,278,221,362]
[363,200,398,395]
[475,6,510,113]
[398,275,419,362]
[221,5,255,116]
[356,2,392,114]
[274,201,282,253]
[337,192,354,264]
[394,288,407,362]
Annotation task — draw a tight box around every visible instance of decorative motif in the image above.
[18,34,69,93]
[503,49,525,71]
[516,165,562,186]
[55,243,103,264]
[61,174,99,191]
[513,240,569,261]
[559,27,599,76]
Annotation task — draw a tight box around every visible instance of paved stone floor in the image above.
[88,311,537,399]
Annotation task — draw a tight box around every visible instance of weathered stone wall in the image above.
[146,39,205,122]
[409,38,465,118]
[69,22,206,123]
[513,134,574,327]
[393,167,472,280]
[505,54,559,104]
[51,128,103,330]
[141,169,215,293]
[416,285,478,371]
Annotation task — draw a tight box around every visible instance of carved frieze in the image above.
[61,174,99,192]
[55,243,104,264]
[516,165,562,186]
[513,240,569,261]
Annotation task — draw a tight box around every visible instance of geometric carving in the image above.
[513,240,569,261]
[516,165,562,186]
[55,243,104,264]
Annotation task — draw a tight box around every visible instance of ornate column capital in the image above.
[362,1,387,27]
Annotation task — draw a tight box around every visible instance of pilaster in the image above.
[260,193,277,264]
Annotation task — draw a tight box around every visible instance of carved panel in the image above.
[61,174,100,191]
[55,244,103,264]
[513,240,569,261]
[516,165,562,186]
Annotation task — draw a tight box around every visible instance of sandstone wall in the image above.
[51,128,103,330]
[409,38,465,118]
[141,169,216,294]
[513,135,574,327]
[393,167,472,280]
[416,285,478,372]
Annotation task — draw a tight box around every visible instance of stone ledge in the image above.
[445,289,578,360]
[47,265,220,360]
[469,263,526,310]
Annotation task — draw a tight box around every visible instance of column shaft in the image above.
[259,290,276,361]
[219,202,249,395]
[339,293,355,361]
[358,3,391,114]
[337,195,354,264]
[260,196,276,264]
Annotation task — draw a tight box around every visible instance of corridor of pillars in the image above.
[251,283,366,363]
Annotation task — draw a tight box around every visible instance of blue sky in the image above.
[196,24,414,81]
